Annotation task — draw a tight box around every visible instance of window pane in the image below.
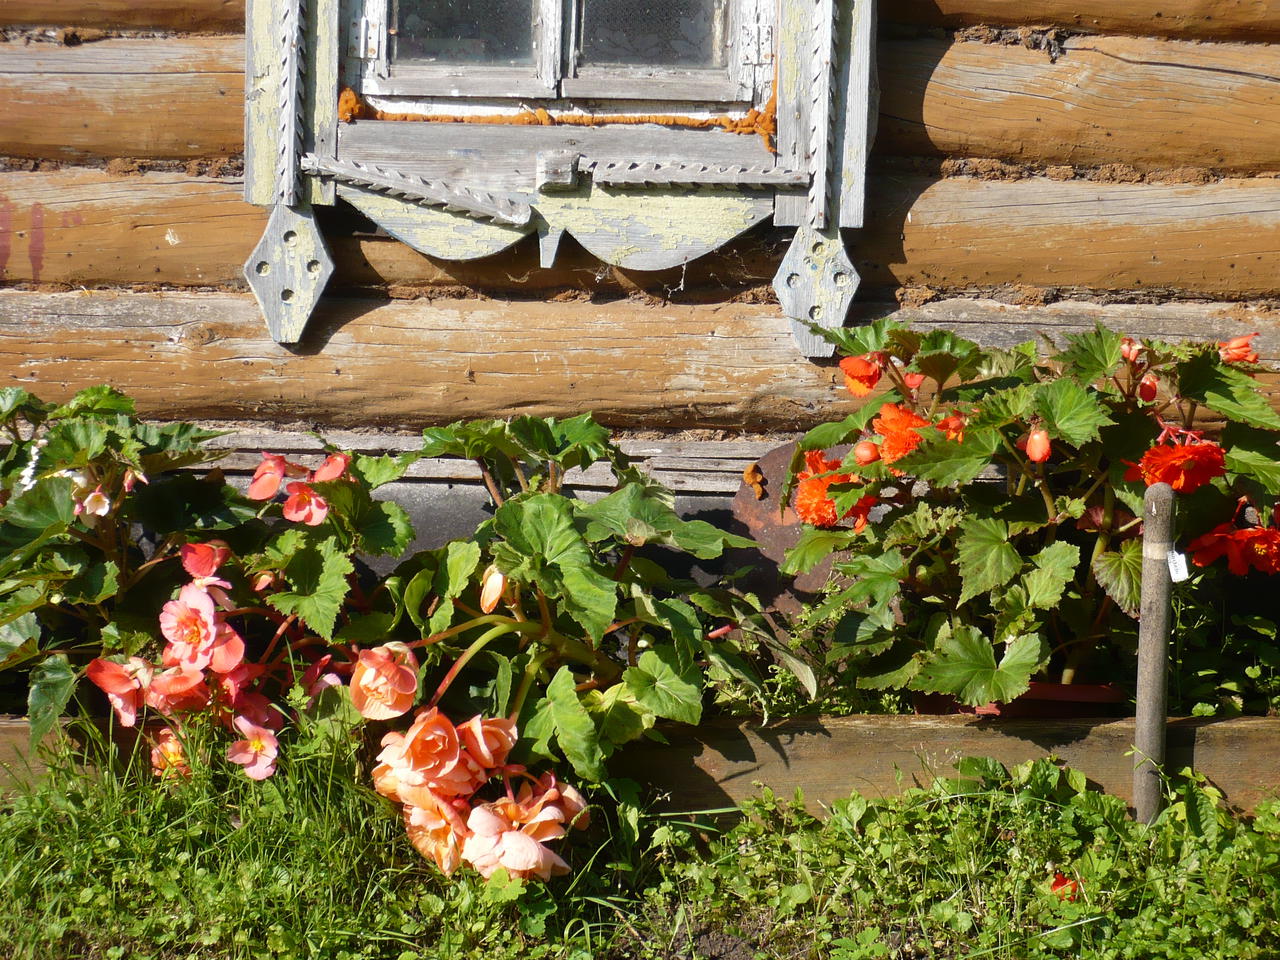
[579,0,727,68]
[392,0,534,66]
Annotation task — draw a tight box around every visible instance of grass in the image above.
[3,729,1279,960]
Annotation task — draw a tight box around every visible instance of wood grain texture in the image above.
[889,0,1280,41]
[0,38,244,161]
[0,0,242,31]
[879,35,1280,173]
[621,716,1280,814]
[5,35,1280,175]
[6,0,1277,39]
[2,290,1278,430]
[5,170,1280,297]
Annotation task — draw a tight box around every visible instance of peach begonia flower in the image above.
[226,716,279,780]
[871,403,929,464]
[281,482,329,526]
[150,727,191,778]
[1218,332,1260,364]
[86,657,153,728]
[160,584,244,674]
[404,791,470,876]
[311,452,351,483]
[1124,441,1226,493]
[523,771,590,831]
[350,643,419,720]
[247,452,309,501]
[838,354,884,397]
[146,665,210,715]
[460,800,571,881]
[457,715,518,771]
[375,706,482,803]
[122,468,147,494]
[180,541,231,580]
[479,564,507,614]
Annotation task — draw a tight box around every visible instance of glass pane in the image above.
[579,0,726,68]
[392,0,534,67]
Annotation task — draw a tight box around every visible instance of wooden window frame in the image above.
[354,0,764,104]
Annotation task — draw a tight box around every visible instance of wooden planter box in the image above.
[7,713,1279,813]
[621,715,1280,814]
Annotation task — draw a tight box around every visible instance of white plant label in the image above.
[1167,550,1190,583]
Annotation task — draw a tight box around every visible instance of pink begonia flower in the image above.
[311,452,351,483]
[523,771,591,831]
[251,570,280,593]
[230,689,285,732]
[461,800,571,881]
[350,643,419,720]
[247,452,308,501]
[299,653,342,707]
[150,727,191,778]
[281,482,329,526]
[160,584,243,673]
[122,468,148,494]
[375,707,482,804]
[146,665,210,715]
[226,716,279,781]
[403,791,470,876]
[457,715,518,771]
[180,541,231,580]
[86,657,152,728]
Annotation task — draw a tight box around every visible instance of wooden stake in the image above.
[1134,481,1176,822]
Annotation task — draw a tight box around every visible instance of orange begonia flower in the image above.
[1051,872,1080,901]
[838,354,884,397]
[1025,429,1052,464]
[871,403,929,464]
[846,494,878,534]
[1218,332,1260,364]
[936,411,966,443]
[1188,523,1280,576]
[793,451,852,529]
[1124,442,1226,493]
[852,440,880,465]
[350,643,419,720]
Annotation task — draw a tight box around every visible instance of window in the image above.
[245,0,876,356]
[354,0,767,103]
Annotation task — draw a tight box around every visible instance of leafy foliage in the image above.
[785,322,1280,705]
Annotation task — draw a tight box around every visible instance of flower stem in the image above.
[429,622,522,708]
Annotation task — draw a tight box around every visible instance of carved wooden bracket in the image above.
[243,0,878,354]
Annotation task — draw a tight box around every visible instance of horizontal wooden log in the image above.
[3,0,1274,39]
[622,716,1280,814]
[6,169,1280,299]
[0,39,243,162]
[4,35,1280,174]
[890,0,1280,41]
[1,1,242,31]
[1,290,1278,429]
[880,35,1280,172]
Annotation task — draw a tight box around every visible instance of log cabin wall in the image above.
[2,1,1280,432]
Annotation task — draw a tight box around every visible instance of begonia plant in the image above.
[2,394,764,881]
[783,321,1280,707]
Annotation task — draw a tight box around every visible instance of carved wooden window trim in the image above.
[243,0,878,356]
